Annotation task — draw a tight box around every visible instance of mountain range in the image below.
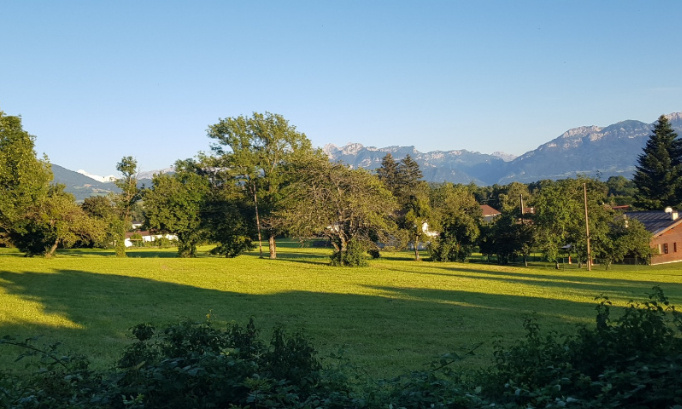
[53,112,682,200]
[324,112,682,185]
[51,165,167,202]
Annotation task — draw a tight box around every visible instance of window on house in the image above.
[675,242,678,253]
[663,243,669,254]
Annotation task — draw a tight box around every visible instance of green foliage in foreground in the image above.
[2,288,682,408]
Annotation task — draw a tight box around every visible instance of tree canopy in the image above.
[429,183,482,262]
[207,112,313,259]
[113,156,141,257]
[10,184,105,257]
[144,160,210,257]
[0,110,52,244]
[279,154,398,266]
[633,115,682,210]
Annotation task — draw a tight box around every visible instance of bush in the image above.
[482,286,682,408]
[129,233,144,247]
[428,237,471,262]
[330,238,369,267]
[3,288,682,408]
[114,319,346,409]
[153,236,173,248]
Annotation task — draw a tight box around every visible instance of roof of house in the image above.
[625,210,682,237]
[480,204,501,217]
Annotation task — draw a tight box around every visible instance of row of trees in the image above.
[2,110,677,266]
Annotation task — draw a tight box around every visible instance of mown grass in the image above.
[2,241,682,378]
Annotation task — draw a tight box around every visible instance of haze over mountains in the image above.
[324,112,682,185]
[54,112,682,201]
[52,165,169,202]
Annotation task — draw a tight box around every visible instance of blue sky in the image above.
[1,1,681,177]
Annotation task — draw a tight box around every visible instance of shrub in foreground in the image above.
[2,287,682,408]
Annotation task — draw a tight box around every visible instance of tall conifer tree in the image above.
[376,153,401,196]
[633,115,682,209]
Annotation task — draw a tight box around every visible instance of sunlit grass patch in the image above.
[1,241,682,377]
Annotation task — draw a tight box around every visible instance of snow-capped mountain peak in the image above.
[76,170,116,183]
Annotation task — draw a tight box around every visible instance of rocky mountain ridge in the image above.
[325,112,682,185]
[54,112,682,199]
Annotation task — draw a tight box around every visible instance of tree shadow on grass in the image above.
[0,267,650,378]
[125,250,181,258]
[428,264,682,297]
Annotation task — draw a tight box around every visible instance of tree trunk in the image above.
[46,239,59,258]
[413,235,420,261]
[115,225,127,257]
[116,215,129,258]
[253,189,264,259]
[268,234,277,259]
[339,234,347,263]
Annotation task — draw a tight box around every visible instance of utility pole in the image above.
[520,194,528,267]
[519,194,524,225]
[583,183,592,271]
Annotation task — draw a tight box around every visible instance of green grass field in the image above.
[2,241,682,378]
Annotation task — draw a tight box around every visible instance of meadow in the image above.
[2,241,682,378]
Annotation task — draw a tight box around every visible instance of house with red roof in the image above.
[480,204,501,223]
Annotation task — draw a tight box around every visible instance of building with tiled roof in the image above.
[479,204,501,223]
[625,207,682,265]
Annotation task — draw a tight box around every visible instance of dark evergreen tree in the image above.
[376,153,401,196]
[376,153,423,204]
[397,154,423,194]
[633,115,682,210]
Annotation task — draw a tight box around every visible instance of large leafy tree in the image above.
[207,112,312,259]
[144,160,210,257]
[0,110,52,244]
[592,216,652,268]
[533,178,610,266]
[11,185,105,257]
[403,181,434,261]
[279,154,397,266]
[377,154,432,259]
[606,175,637,206]
[479,183,535,266]
[495,182,532,214]
[81,195,118,248]
[113,156,141,257]
[479,212,535,265]
[201,178,255,258]
[429,183,482,262]
[633,115,682,209]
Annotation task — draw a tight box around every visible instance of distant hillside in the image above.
[51,164,118,202]
[325,112,682,185]
[51,165,155,202]
[323,144,509,185]
[53,112,682,197]
[498,113,682,183]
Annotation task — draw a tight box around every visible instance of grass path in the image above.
[2,242,682,377]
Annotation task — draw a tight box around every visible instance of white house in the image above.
[125,231,178,247]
